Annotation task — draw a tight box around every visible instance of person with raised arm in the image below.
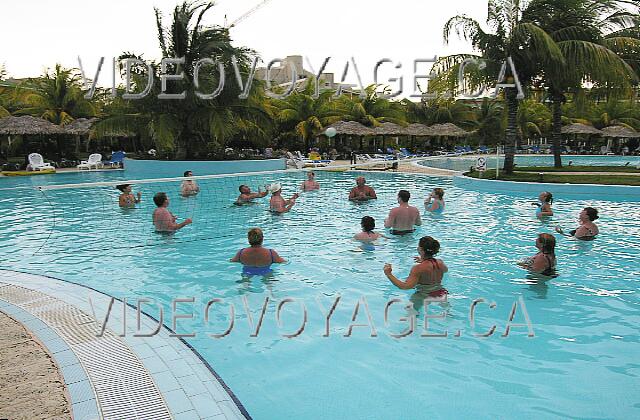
[152,192,192,232]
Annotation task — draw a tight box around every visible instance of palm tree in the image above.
[18,64,96,125]
[441,0,564,173]
[524,0,640,167]
[272,82,343,151]
[95,1,272,158]
[472,98,505,145]
[335,85,406,127]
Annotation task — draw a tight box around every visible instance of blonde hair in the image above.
[248,228,264,246]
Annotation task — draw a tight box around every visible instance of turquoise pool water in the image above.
[420,154,640,172]
[1,168,639,419]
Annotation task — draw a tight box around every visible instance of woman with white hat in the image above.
[269,183,299,214]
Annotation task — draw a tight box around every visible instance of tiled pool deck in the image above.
[0,269,250,420]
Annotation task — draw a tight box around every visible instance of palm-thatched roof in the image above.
[601,125,640,138]
[327,121,375,136]
[64,117,99,135]
[0,115,64,135]
[428,123,470,137]
[405,123,432,137]
[561,123,603,135]
[373,122,407,136]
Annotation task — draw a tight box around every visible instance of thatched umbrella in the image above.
[0,115,64,135]
[561,123,603,136]
[373,122,407,136]
[63,117,99,136]
[405,123,433,137]
[372,122,407,150]
[326,121,375,154]
[328,121,376,136]
[428,123,470,137]
[601,125,640,138]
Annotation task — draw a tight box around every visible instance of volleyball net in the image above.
[26,154,458,257]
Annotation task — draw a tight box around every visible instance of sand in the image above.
[0,311,72,420]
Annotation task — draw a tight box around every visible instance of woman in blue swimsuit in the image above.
[230,228,285,276]
[425,188,445,214]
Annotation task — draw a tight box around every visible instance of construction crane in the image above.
[226,0,274,28]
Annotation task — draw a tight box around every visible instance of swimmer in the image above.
[424,188,445,214]
[230,228,285,276]
[348,177,377,201]
[385,190,422,235]
[517,233,557,276]
[555,207,599,240]
[301,171,320,191]
[269,184,299,214]
[181,170,200,197]
[116,184,141,208]
[152,192,192,232]
[235,184,268,205]
[354,216,386,243]
[383,236,448,297]
[532,191,553,218]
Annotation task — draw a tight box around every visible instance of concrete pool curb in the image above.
[0,269,251,420]
[453,175,640,200]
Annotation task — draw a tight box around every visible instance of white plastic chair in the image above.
[77,153,103,170]
[28,153,54,171]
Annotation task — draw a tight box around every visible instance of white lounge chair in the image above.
[27,153,54,171]
[77,154,104,170]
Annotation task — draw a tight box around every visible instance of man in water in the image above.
[235,185,268,205]
[269,184,299,214]
[301,171,320,191]
[348,177,377,201]
[384,190,422,235]
[181,170,200,197]
[152,192,192,232]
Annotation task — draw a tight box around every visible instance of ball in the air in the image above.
[325,127,337,138]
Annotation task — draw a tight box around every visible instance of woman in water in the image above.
[533,191,553,218]
[301,171,320,191]
[230,228,285,276]
[117,184,141,208]
[517,233,557,276]
[354,216,384,242]
[383,236,448,298]
[424,188,445,214]
[555,207,599,240]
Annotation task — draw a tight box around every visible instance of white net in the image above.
[28,155,453,257]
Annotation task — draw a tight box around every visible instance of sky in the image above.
[0,0,487,96]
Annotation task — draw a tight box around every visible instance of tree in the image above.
[442,0,564,173]
[524,0,640,167]
[18,64,96,125]
[272,81,343,151]
[335,85,406,127]
[95,1,273,158]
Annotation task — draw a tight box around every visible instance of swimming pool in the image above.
[419,154,640,172]
[1,169,639,419]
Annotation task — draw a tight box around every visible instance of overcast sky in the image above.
[1,0,487,95]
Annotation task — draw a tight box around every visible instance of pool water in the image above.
[1,169,639,419]
[420,154,640,172]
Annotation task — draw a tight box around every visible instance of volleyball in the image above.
[324,127,337,138]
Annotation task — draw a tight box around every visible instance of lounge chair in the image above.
[77,154,104,170]
[477,145,490,154]
[27,153,54,171]
[107,151,125,168]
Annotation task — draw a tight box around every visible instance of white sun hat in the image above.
[268,183,282,193]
